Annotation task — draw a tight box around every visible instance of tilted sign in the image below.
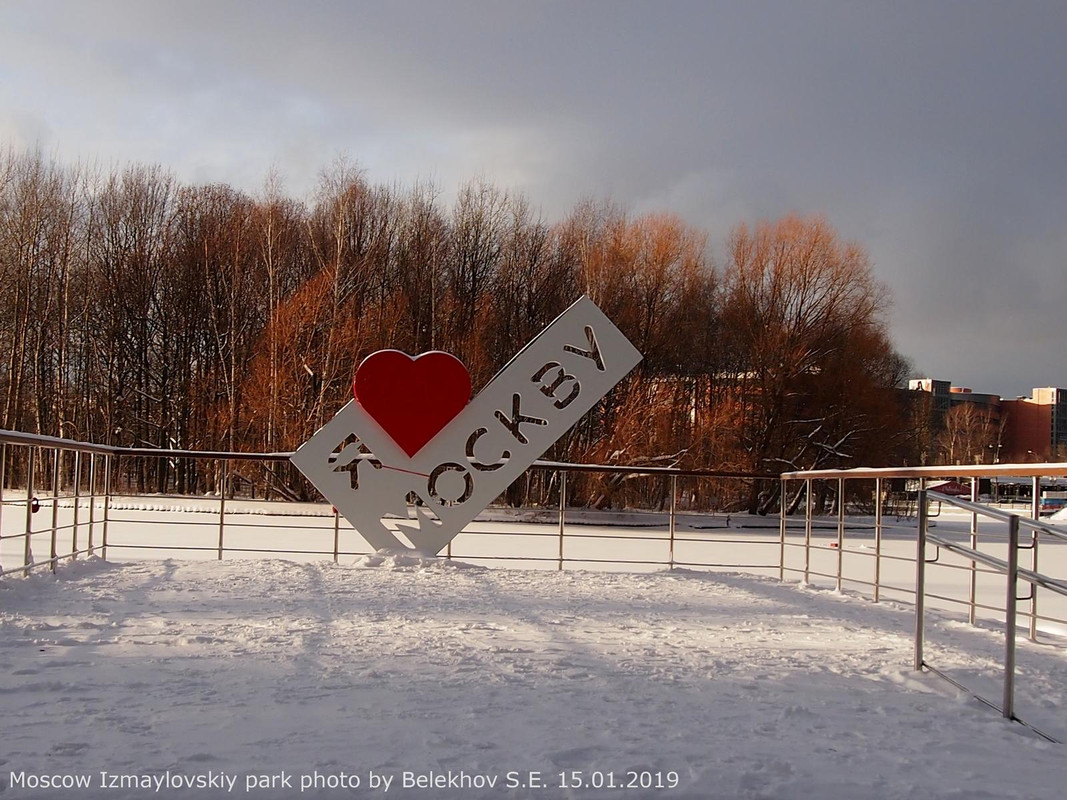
[291,296,642,554]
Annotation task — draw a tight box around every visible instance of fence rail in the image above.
[0,428,777,577]
[920,489,1067,741]
[780,463,1067,742]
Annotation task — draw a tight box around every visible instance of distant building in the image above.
[909,379,1067,462]
[908,378,952,428]
[948,386,1004,431]
[1001,388,1067,462]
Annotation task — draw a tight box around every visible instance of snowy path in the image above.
[2,557,1066,798]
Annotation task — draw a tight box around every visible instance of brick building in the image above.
[1001,388,1067,462]
[909,379,1067,462]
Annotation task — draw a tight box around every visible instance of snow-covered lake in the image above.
[3,497,1067,798]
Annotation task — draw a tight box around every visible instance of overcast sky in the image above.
[2,1,1064,398]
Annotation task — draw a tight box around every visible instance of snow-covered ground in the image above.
[3,557,1067,799]
[2,496,1067,798]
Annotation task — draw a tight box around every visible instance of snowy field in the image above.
[2,497,1067,798]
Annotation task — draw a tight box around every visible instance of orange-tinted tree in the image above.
[719,215,905,512]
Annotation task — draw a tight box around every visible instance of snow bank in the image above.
[2,558,1066,799]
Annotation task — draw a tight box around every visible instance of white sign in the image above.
[291,296,642,554]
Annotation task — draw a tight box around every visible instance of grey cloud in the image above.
[1,0,1065,397]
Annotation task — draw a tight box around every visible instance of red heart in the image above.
[353,350,472,457]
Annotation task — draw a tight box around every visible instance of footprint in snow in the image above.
[50,742,90,756]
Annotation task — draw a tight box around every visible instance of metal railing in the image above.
[0,428,778,576]
[0,435,112,576]
[917,489,1067,741]
[778,464,1067,628]
[780,463,1067,740]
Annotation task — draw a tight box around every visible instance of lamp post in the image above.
[988,443,1003,504]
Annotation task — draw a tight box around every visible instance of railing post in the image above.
[50,447,61,572]
[778,477,788,582]
[874,477,883,602]
[668,474,677,571]
[71,450,81,560]
[915,488,928,671]
[101,454,112,560]
[0,443,5,571]
[24,446,36,570]
[217,459,227,560]
[333,506,340,563]
[969,475,979,625]
[803,478,813,583]
[87,454,96,555]
[836,477,845,592]
[1003,513,1020,720]
[1030,475,1040,641]
[558,470,567,571]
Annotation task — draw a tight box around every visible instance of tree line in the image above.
[0,148,915,512]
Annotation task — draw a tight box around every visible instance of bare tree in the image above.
[720,215,903,511]
[937,402,997,465]
[0,147,922,511]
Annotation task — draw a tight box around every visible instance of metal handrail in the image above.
[1017,566,1067,598]
[926,531,1011,575]
[778,470,1063,611]
[0,429,119,456]
[781,463,1067,479]
[1018,515,1067,543]
[916,489,1064,740]
[928,491,1025,524]
[1,427,776,578]
[930,489,1067,543]
[776,466,1067,741]
[1,428,781,581]
[0,428,777,479]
